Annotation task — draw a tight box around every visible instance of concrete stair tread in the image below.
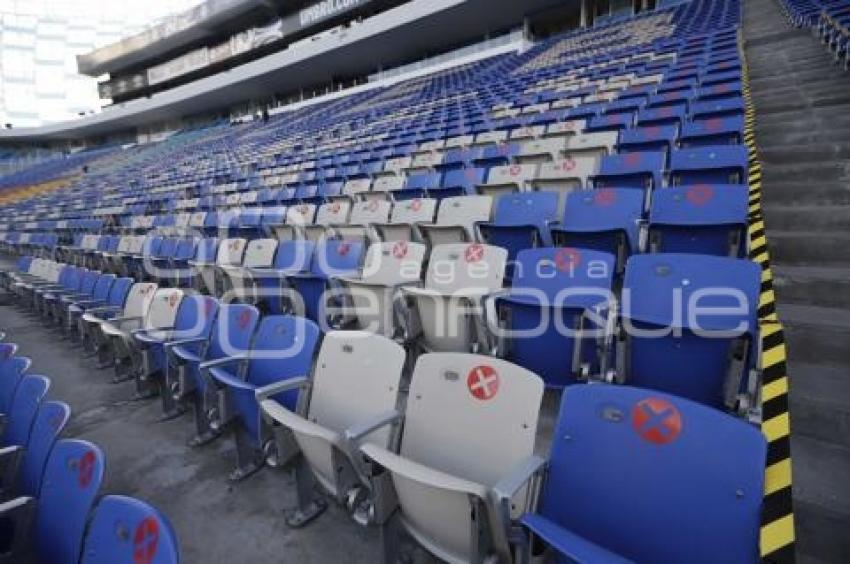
[788,362,850,409]
[779,303,850,330]
[791,435,850,516]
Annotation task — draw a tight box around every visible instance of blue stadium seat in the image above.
[248,240,315,315]
[618,253,761,410]
[166,304,259,445]
[287,240,364,324]
[551,188,644,272]
[649,184,749,257]
[593,151,666,191]
[489,248,616,387]
[81,495,180,564]
[670,145,749,184]
[476,192,559,265]
[0,351,30,415]
[680,116,745,146]
[618,125,678,156]
[5,400,70,498]
[520,385,766,564]
[2,374,50,451]
[203,315,321,481]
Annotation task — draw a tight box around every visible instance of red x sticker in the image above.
[624,153,642,166]
[686,184,714,206]
[133,516,160,564]
[237,309,252,330]
[338,242,352,256]
[465,244,484,263]
[367,200,380,212]
[594,189,617,206]
[78,450,96,488]
[392,241,408,259]
[705,118,723,132]
[632,397,682,445]
[467,365,499,401]
[555,248,582,272]
[509,165,522,177]
[410,199,423,212]
[330,202,341,213]
[168,294,180,308]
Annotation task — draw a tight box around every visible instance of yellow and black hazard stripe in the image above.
[738,30,796,564]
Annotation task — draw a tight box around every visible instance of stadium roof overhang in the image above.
[2,0,578,143]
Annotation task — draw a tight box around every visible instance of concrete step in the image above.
[754,127,850,147]
[788,362,850,448]
[760,143,850,164]
[774,265,850,308]
[755,93,850,115]
[763,205,850,231]
[767,231,850,266]
[756,109,850,128]
[762,162,850,184]
[780,303,850,365]
[792,435,850,516]
[794,498,850,564]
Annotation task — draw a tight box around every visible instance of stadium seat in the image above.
[74,277,134,353]
[418,195,493,247]
[402,243,507,353]
[258,331,406,527]
[551,188,644,273]
[488,248,616,387]
[166,304,260,445]
[649,184,749,257]
[80,495,180,564]
[0,439,104,562]
[373,198,438,242]
[617,254,761,411]
[519,385,766,564]
[220,238,278,302]
[670,145,749,185]
[593,151,666,191]
[0,353,30,416]
[202,315,321,480]
[82,282,158,369]
[359,353,544,563]
[1,375,50,450]
[477,192,559,266]
[337,241,427,337]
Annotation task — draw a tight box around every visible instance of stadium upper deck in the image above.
[0,0,824,561]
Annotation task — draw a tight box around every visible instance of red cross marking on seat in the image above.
[338,242,351,256]
[594,188,617,206]
[133,516,160,564]
[467,365,500,401]
[392,241,408,259]
[237,309,252,330]
[555,248,582,272]
[330,202,341,214]
[78,450,96,488]
[410,199,423,212]
[624,152,642,166]
[686,184,714,206]
[299,205,310,215]
[632,397,682,445]
[367,200,380,212]
[169,294,180,308]
[465,243,484,263]
[509,164,522,177]
[561,157,577,172]
[646,126,661,137]
[705,118,723,132]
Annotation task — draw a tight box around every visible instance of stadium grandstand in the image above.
[0,0,848,561]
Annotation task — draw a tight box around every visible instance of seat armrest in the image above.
[255,376,309,402]
[0,445,24,490]
[163,337,207,352]
[492,455,547,524]
[519,513,633,564]
[110,316,143,327]
[200,355,249,374]
[343,410,402,444]
[360,443,488,499]
[259,398,339,445]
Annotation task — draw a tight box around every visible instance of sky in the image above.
[0,0,202,127]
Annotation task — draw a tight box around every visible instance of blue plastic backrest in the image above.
[107,278,134,308]
[59,267,79,290]
[207,304,260,362]
[650,184,749,227]
[4,374,49,447]
[173,239,196,261]
[18,400,70,497]
[274,240,315,271]
[511,248,615,307]
[82,495,180,564]
[143,237,164,257]
[157,238,178,258]
[173,295,218,339]
[91,275,116,302]
[0,356,30,414]
[196,238,219,262]
[311,240,364,277]
[623,253,761,333]
[494,192,559,226]
[247,316,321,411]
[669,145,748,183]
[619,125,678,146]
[442,168,486,192]
[79,271,99,296]
[535,385,766,563]
[561,189,644,247]
[261,206,287,225]
[596,152,665,189]
[239,208,263,227]
[36,439,105,564]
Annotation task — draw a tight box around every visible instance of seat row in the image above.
[0,341,178,563]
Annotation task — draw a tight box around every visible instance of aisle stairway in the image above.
[743,0,850,562]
